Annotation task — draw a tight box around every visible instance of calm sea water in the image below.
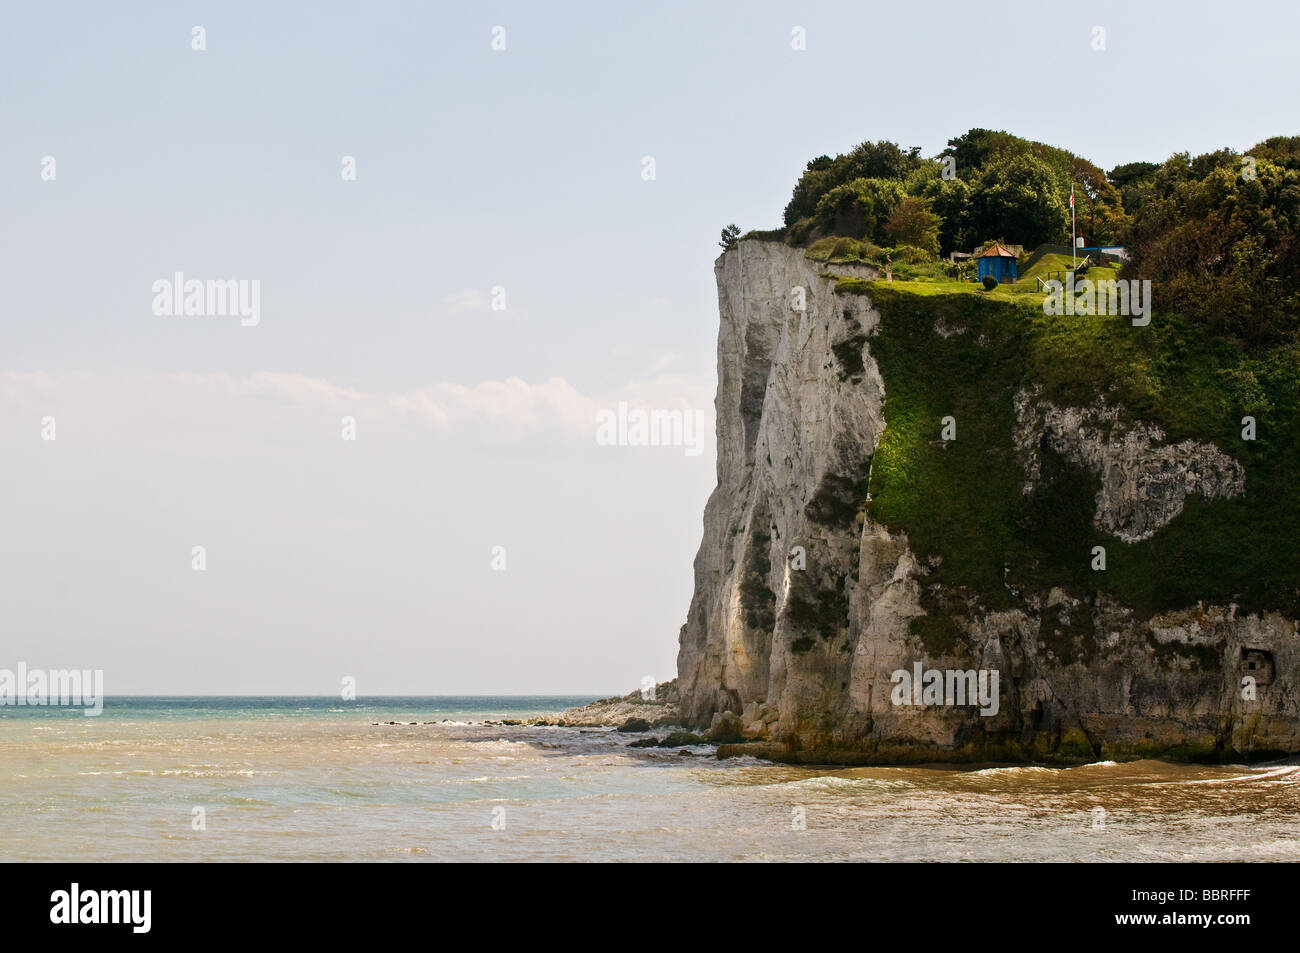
[3,696,1299,862]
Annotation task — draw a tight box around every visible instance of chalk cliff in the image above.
[676,239,1300,764]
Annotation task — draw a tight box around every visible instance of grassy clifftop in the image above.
[860,281,1300,620]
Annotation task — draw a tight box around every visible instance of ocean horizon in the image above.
[0,695,605,713]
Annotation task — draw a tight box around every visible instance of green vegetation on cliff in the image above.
[761,129,1300,618]
[862,282,1300,619]
[737,129,1300,631]
[775,130,1127,257]
[756,128,1300,347]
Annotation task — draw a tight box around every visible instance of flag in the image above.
[1070,186,1075,209]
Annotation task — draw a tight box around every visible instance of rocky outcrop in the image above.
[1014,389,1246,542]
[546,680,680,727]
[676,239,1299,764]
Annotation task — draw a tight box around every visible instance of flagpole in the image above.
[1071,184,1076,270]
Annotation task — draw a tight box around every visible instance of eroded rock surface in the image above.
[546,680,680,727]
[677,239,1298,764]
[1015,389,1245,543]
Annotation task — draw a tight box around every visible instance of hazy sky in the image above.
[2,1,1297,694]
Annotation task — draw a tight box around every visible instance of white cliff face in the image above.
[1014,389,1246,543]
[675,239,888,735]
[677,239,1299,764]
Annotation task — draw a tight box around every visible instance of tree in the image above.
[837,140,923,183]
[884,196,941,257]
[941,128,1034,181]
[812,177,905,241]
[1107,160,1159,213]
[783,140,923,225]
[784,162,836,226]
[719,224,741,251]
[1123,142,1300,345]
[966,153,1068,249]
[910,171,973,254]
[1068,158,1129,247]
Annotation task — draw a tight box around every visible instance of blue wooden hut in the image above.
[976,242,1018,284]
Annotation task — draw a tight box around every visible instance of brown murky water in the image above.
[3,701,1297,861]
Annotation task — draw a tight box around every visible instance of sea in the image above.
[3,696,1299,862]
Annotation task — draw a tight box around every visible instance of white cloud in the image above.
[0,370,714,452]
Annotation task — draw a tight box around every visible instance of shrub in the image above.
[893,244,936,264]
[981,275,998,290]
[883,196,941,256]
[783,140,924,225]
[1123,144,1300,346]
[805,236,882,264]
[812,177,905,242]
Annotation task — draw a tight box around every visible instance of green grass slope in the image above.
[860,281,1300,620]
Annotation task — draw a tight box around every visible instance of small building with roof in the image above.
[976,242,1019,284]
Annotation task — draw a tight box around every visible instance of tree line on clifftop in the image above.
[726,128,1300,347]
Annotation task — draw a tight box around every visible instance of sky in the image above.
[2,0,1297,694]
